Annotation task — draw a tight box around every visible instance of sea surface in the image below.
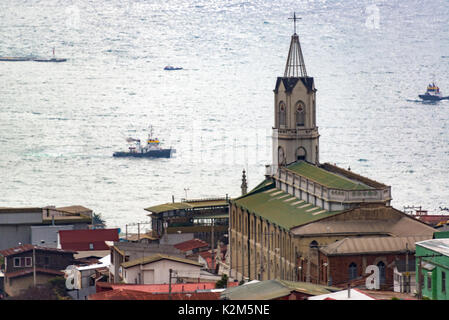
[1,0,448,232]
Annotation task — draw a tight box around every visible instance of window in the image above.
[89,243,94,250]
[279,102,286,126]
[278,147,285,166]
[296,147,306,161]
[309,240,318,249]
[44,257,50,265]
[377,261,386,284]
[442,271,446,293]
[295,101,305,126]
[349,262,357,280]
[427,273,432,290]
[25,257,32,267]
[13,257,21,267]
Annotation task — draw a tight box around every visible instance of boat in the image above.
[0,56,34,62]
[164,65,183,70]
[419,82,449,101]
[113,126,175,158]
[33,48,67,63]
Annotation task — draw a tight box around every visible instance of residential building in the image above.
[57,228,119,251]
[109,242,185,283]
[174,238,209,256]
[31,225,74,248]
[415,238,449,300]
[119,254,203,284]
[0,244,76,297]
[394,258,416,294]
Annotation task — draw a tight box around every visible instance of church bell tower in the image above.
[272,13,320,170]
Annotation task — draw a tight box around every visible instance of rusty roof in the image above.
[121,253,203,269]
[320,235,431,256]
[55,205,93,214]
[0,244,77,257]
[89,289,220,300]
[5,267,64,279]
[174,238,209,252]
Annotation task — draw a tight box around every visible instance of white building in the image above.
[119,254,203,285]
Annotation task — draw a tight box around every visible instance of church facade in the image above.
[228,21,435,285]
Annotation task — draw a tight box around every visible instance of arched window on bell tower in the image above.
[278,146,286,166]
[296,147,306,161]
[295,101,305,127]
[278,101,286,127]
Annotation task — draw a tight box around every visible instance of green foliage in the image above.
[215,274,229,288]
[92,212,106,228]
[391,296,400,300]
[7,276,71,300]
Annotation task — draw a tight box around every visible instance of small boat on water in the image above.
[0,56,34,62]
[164,65,183,71]
[33,48,66,63]
[113,126,175,158]
[419,82,449,101]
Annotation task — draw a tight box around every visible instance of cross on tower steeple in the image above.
[288,12,301,34]
[284,12,307,78]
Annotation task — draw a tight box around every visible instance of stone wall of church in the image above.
[229,202,298,282]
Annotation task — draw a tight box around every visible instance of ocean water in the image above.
[1,0,448,231]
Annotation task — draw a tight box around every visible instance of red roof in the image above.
[0,244,76,257]
[174,238,209,252]
[59,228,119,251]
[414,215,449,226]
[5,267,64,279]
[96,281,238,294]
[89,289,220,300]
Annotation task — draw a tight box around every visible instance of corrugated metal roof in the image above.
[320,236,431,256]
[55,205,92,214]
[59,229,119,251]
[286,161,372,190]
[0,244,76,257]
[89,289,220,300]
[220,279,339,300]
[416,238,449,257]
[145,199,229,214]
[174,238,209,252]
[233,184,343,230]
[121,253,203,269]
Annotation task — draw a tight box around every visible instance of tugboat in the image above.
[419,82,448,101]
[113,126,175,158]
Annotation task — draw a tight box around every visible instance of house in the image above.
[67,255,110,300]
[58,228,119,251]
[394,257,416,294]
[119,254,203,284]
[0,244,76,297]
[305,235,429,290]
[174,238,209,256]
[108,241,185,283]
[308,288,376,300]
[415,238,449,300]
[220,279,340,300]
[0,206,92,251]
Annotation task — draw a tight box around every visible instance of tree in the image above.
[92,212,106,228]
[215,274,229,288]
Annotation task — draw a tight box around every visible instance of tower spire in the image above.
[284,12,307,78]
[241,169,248,196]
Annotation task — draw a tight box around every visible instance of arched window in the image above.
[377,261,386,284]
[349,262,357,280]
[278,147,285,166]
[296,147,306,161]
[309,240,318,249]
[295,101,305,126]
[279,102,286,126]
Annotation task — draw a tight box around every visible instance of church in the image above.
[228,16,435,286]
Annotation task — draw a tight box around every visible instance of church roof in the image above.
[274,76,315,93]
[286,161,372,190]
[232,182,343,230]
[145,198,229,214]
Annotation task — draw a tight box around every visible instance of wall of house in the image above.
[416,245,449,300]
[0,225,32,251]
[4,250,74,274]
[4,273,56,297]
[123,259,201,284]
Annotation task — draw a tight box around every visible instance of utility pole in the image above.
[33,247,36,286]
[137,222,140,241]
[211,218,215,273]
[169,268,173,300]
[405,243,409,293]
[417,256,422,299]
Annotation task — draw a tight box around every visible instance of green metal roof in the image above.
[145,199,229,214]
[286,161,372,190]
[220,279,339,300]
[121,253,203,269]
[233,182,343,230]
